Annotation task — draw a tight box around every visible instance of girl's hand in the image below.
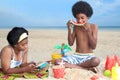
[30,61,36,65]
[25,64,36,73]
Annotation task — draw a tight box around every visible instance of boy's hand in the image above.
[66,20,73,30]
[83,24,91,33]
[70,20,85,27]
[69,19,86,27]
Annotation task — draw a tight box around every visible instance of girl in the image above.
[1,27,36,74]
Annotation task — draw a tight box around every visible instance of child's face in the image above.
[75,13,88,24]
[16,38,28,51]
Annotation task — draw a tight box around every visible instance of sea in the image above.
[0,26,120,31]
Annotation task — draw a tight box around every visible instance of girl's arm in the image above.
[1,47,36,74]
[1,46,13,73]
[3,64,36,74]
[20,48,36,67]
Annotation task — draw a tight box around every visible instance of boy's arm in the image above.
[67,20,76,46]
[86,24,98,49]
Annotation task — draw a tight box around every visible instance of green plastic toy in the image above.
[54,43,72,56]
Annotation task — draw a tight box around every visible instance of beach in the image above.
[0,29,120,80]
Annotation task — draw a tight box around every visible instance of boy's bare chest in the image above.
[75,28,87,36]
[75,29,89,43]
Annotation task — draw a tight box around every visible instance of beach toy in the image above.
[111,55,119,67]
[112,63,120,80]
[52,60,65,78]
[58,60,65,67]
[54,43,72,57]
[90,75,105,80]
[105,54,120,71]
[52,65,65,78]
[37,62,48,69]
[51,53,62,64]
[104,70,111,77]
[70,19,85,27]
[54,43,72,51]
[90,75,99,80]
[114,54,120,66]
[105,55,113,71]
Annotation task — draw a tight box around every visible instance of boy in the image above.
[0,27,36,74]
[55,1,100,73]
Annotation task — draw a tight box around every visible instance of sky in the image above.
[0,0,120,28]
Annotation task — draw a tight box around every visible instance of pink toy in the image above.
[90,75,99,80]
[105,55,113,71]
[105,54,120,71]
[114,54,120,66]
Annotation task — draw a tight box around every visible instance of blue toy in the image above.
[37,62,48,69]
[54,43,72,57]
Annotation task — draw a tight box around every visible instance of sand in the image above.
[0,29,120,80]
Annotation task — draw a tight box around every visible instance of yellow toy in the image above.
[51,53,62,64]
[112,63,120,80]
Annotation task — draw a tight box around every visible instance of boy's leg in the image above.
[78,57,100,68]
[54,56,100,73]
[78,57,100,73]
[54,58,82,69]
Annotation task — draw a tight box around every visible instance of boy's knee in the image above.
[54,59,62,65]
[91,57,100,67]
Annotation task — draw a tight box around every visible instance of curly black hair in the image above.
[72,1,93,18]
[7,27,28,47]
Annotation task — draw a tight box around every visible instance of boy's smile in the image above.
[75,13,88,24]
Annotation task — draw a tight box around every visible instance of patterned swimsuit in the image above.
[62,53,94,64]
